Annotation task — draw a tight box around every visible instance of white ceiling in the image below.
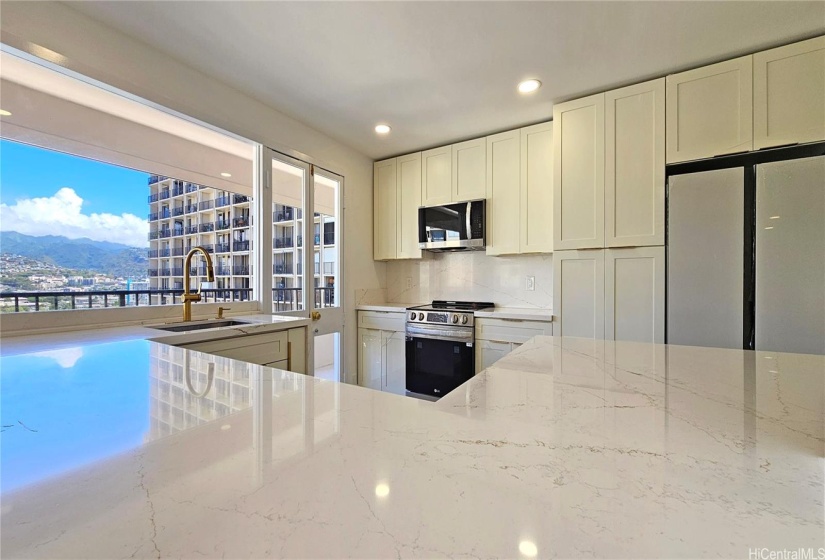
[67,1,825,160]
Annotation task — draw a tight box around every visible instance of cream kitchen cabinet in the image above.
[486,122,554,256]
[396,152,423,259]
[666,55,753,163]
[554,247,664,343]
[605,79,665,247]
[180,327,307,373]
[475,317,554,373]
[553,249,605,339]
[373,154,422,261]
[553,93,605,250]
[357,311,406,395]
[373,158,398,260]
[605,247,665,344]
[754,36,825,150]
[421,146,453,206]
[452,138,487,202]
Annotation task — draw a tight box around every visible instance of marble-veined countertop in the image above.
[1,332,822,558]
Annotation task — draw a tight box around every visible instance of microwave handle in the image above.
[466,202,472,239]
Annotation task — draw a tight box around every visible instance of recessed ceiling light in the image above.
[374,483,390,497]
[519,541,538,558]
[518,79,542,94]
[220,172,232,178]
[769,215,780,219]
[764,226,774,230]
[0,109,11,116]
[374,124,391,135]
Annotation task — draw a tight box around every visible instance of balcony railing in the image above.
[186,225,199,235]
[171,247,186,257]
[149,231,160,240]
[215,242,231,253]
[274,209,294,222]
[149,269,159,277]
[148,212,159,221]
[160,269,171,276]
[148,193,160,203]
[184,204,198,214]
[200,244,214,253]
[170,267,183,276]
[215,266,232,276]
[273,263,293,274]
[185,183,199,193]
[233,265,250,275]
[0,288,253,312]
[160,210,171,219]
[233,195,249,204]
[215,196,231,208]
[158,248,171,258]
[148,249,159,258]
[199,223,215,233]
[172,207,185,216]
[233,217,249,228]
[160,191,171,200]
[199,200,214,210]
[148,175,166,185]
[172,229,184,237]
[271,287,334,312]
[233,240,250,251]
[274,237,293,249]
[159,230,171,239]
[216,220,231,231]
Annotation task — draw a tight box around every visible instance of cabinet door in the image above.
[475,340,512,373]
[605,79,665,247]
[421,146,452,206]
[553,93,605,250]
[452,138,487,202]
[486,130,521,256]
[382,330,407,395]
[553,249,605,339]
[373,159,397,260]
[754,36,825,149]
[396,152,423,259]
[287,327,306,374]
[357,328,383,390]
[520,121,554,253]
[666,56,753,163]
[605,247,665,344]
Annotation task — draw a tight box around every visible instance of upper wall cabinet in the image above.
[396,152,423,259]
[486,129,521,256]
[421,146,453,206]
[553,93,605,250]
[605,78,665,247]
[373,158,397,260]
[373,154,422,261]
[520,121,554,253]
[452,138,487,202]
[666,56,753,163]
[754,36,825,150]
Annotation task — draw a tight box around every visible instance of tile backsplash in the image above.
[385,252,553,309]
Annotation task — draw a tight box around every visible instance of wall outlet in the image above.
[406,277,413,290]
[526,276,535,291]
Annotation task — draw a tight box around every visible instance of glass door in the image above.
[262,149,344,379]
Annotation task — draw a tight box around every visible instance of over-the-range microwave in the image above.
[418,199,486,252]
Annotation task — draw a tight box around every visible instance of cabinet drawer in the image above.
[358,310,406,332]
[475,318,553,344]
[183,331,288,365]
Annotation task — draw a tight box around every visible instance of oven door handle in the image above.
[406,327,473,344]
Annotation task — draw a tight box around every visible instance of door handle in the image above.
[311,311,321,321]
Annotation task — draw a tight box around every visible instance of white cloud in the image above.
[0,187,148,247]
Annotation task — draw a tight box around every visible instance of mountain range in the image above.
[0,231,148,279]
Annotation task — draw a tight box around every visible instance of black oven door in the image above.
[406,335,475,398]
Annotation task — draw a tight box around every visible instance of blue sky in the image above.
[1,139,148,216]
[0,140,151,246]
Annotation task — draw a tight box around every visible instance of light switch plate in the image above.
[526,276,535,291]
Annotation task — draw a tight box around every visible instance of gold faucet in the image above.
[182,247,215,322]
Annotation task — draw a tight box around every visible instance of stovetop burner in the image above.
[408,300,495,312]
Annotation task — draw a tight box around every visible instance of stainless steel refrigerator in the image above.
[667,153,825,355]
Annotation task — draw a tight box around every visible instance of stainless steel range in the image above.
[405,300,494,399]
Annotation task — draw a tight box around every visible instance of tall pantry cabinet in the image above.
[553,78,666,344]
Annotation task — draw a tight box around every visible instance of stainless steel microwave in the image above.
[418,199,486,252]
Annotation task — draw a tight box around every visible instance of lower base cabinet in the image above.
[475,317,553,373]
[553,247,665,343]
[357,310,407,395]
[181,327,307,373]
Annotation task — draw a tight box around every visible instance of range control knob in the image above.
[452,315,459,324]
[461,315,469,325]
[410,312,416,321]
[418,312,425,321]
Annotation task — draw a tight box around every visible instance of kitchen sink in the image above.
[149,319,250,332]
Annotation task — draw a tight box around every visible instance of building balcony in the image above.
[233,266,250,275]
[149,269,159,277]
[274,238,293,249]
[215,242,231,253]
[172,228,184,237]
[170,267,183,276]
[200,244,214,253]
[148,193,160,203]
[233,217,249,228]
[185,183,199,193]
[148,212,159,221]
[274,209,294,222]
[172,207,185,216]
[159,230,171,239]
[273,263,293,274]
[215,267,232,276]
[199,223,215,233]
[234,195,249,204]
[199,200,214,211]
[149,231,160,240]
[159,210,171,220]
[159,248,171,258]
[148,175,166,185]
[160,269,171,277]
[148,249,159,258]
[233,240,250,251]
[184,204,198,214]
[216,220,231,231]
[185,225,199,235]
[171,247,186,257]
[160,191,171,200]
[215,196,231,208]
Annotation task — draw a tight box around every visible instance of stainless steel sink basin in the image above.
[149,319,250,332]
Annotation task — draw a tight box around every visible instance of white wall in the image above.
[0,1,384,383]
[386,253,553,309]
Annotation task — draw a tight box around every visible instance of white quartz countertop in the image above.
[2,333,823,558]
[356,303,553,321]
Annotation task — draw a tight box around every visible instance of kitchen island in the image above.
[1,333,822,558]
